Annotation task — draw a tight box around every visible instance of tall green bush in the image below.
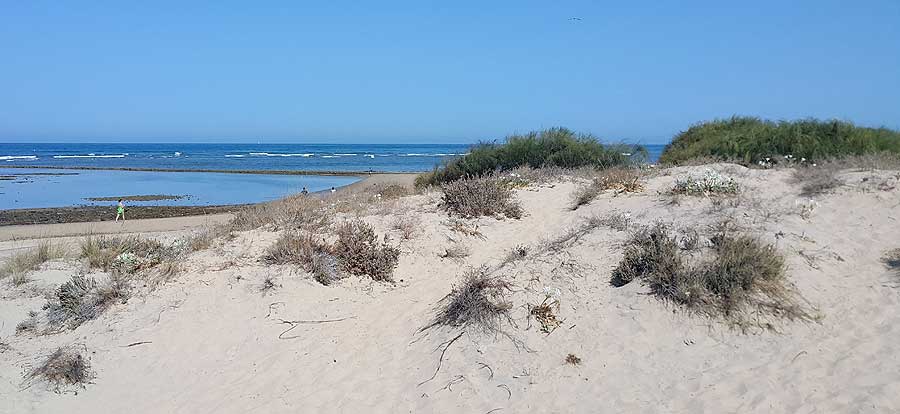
[416,127,642,186]
[660,116,900,165]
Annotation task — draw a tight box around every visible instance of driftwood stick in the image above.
[418,331,464,387]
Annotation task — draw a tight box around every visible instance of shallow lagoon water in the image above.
[0,168,359,209]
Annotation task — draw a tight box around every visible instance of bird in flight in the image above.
[569,17,583,21]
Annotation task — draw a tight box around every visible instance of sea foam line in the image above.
[0,155,38,160]
[53,153,128,159]
[249,152,314,157]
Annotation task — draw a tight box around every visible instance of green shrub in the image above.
[660,116,900,165]
[416,127,641,186]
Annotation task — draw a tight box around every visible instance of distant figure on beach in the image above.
[301,187,309,195]
[330,187,336,194]
[115,199,125,222]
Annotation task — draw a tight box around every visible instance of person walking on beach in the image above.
[330,187,336,194]
[115,199,125,223]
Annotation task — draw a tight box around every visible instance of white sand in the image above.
[1,165,899,413]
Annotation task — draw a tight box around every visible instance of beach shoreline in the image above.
[0,173,418,228]
[0,165,427,176]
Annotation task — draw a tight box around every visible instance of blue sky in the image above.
[1,1,898,144]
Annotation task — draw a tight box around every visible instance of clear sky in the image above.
[2,1,898,144]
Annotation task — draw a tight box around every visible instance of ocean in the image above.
[0,143,665,209]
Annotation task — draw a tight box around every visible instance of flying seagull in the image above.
[569,17,582,21]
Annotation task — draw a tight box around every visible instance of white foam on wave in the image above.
[365,154,375,159]
[224,154,246,158]
[0,155,38,161]
[334,153,357,156]
[321,155,338,158]
[249,152,314,157]
[53,153,127,159]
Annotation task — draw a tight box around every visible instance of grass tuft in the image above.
[0,241,65,284]
[611,223,816,329]
[425,268,511,334]
[43,274,129,329]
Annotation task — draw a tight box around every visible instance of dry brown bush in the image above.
[262,232,342,285]
[25,346,94,392]
[43,274,129,330]
[334,220,401,281]
[611,223,816,329]
[391,216,421,240]
[571,168,644,210]
[424,268,511,334]
[441,176,523,219]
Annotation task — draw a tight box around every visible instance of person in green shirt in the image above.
[115,199,125,223]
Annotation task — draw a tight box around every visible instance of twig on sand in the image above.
[485,408,504,414]
[265,302,286,318]
[439,375,465,392]
[121,341,152,348]
[275,316,356,340]
[418,331,464,387]
[477,362,494,380]
[497,384,512,399]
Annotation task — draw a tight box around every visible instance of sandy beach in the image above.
[2,164,899,413]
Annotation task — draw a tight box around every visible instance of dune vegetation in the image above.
[415,127,643,186]
[660,116,900,165]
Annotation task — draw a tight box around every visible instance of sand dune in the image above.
[2,164,899,413]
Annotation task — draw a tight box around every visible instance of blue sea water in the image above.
[0,143,666,209]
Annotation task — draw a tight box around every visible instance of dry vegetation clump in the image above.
[370,183,411,200]
[231,194,331,232]
[611,223,815,329]
[263,232,342,285]
[596,212,633,232]
[439,241,471,259]
[504,245,529,264]
[25,346,94,392]
[334,220,401,281]
[792,166,843,197]
[80,235,188,275]
[16,311,39,335]
[883,249,900,272]
[265,221,400,283]
[565,353,582,365]
[545,215,604,252]
[425,268,512,334]
[446,218,483,238]
[390,216,421,240]
[0,241,65,285]
[260,274,280,293]
[440,176,523,219]
[42,274,129,330]
[570,168,644,209]
[530,299,561,334]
